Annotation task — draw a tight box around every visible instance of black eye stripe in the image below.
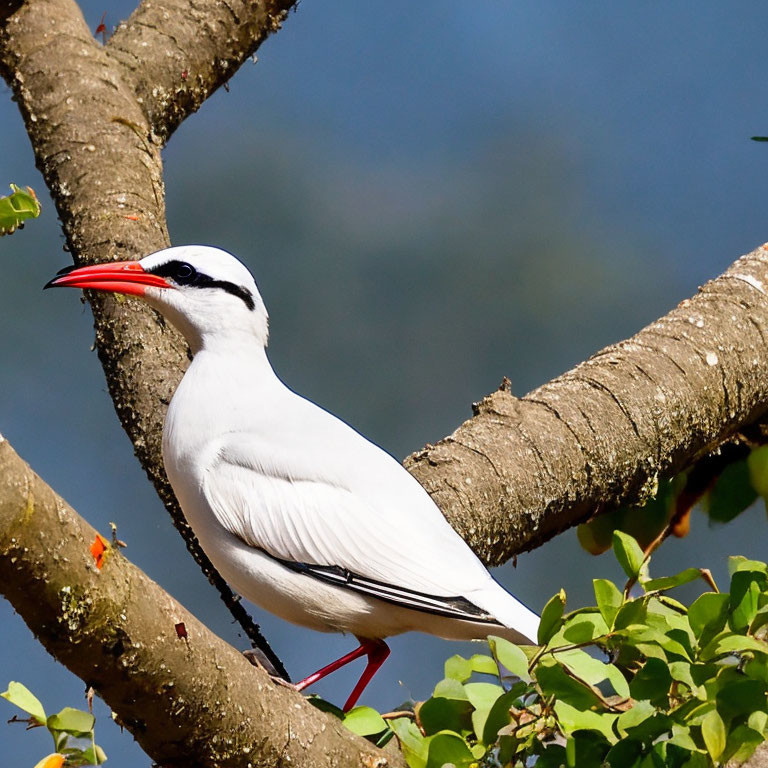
[147,259,255,311]
[203,279,256,311]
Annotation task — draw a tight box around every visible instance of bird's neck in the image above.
[179,316,269,358]
[165,341,282,454]
[190,339,276,382]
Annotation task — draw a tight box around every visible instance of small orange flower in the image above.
[90,534,109,569]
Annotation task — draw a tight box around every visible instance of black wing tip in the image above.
[277,558,502,624]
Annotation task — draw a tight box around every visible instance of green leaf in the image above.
[47,707,95,736]
[571,730,614,767]
[468,653,499,676]
[444,655,473,682]
[748,445,768,497]
[616,699,654,736]
[487,636,531,682]
[464,682,505,739]
[620,711,674,742]
[425,732,475,768]
[680,752,708,768]
[463,682,504,713]
[554,699,618,743]
[535,659,602,710]
[688,592,730,642]
[612,531,646,581]
[667,723,698,751]
[593,579,623,627]
[705,459,758,523]
[605,739,643,767]
[0,681,46,723]
[722,724,764,764]
[629,657,672,703]
[642,745,668,768]
[750,605,768,636]
[618,626,691,660]
[0,184,41,236]
[613,598,647,630]
[538,589,566,644]
[729,570,765,631]
[700,709,726,761]
[668,662,703,698]
[419,695,473,736]
[555,648,629,698]
[557,611,609,644]
[432,677,468,700]
[497,732,522,765]
[729,556,768,576]
[342,706,387,736]
[577,515,616,556]
[642,568,703,592]
[389,717,428,768]
[469,742,485,760]
[481,690,519,745]
[306,695,344,719]
[716,678,767,720]
[701,632,768,660]
[749,709,768,735]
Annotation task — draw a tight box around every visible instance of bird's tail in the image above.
[469,583,540,646]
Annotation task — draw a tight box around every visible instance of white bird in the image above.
[47,246,540,711]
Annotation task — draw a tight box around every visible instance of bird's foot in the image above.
[269,674,300,692]
[242,648,283,679]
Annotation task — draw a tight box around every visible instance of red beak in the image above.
[44,260,172,297]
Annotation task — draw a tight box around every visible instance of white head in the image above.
[46,245,269,354]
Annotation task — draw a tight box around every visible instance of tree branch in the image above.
[0,433,401,768]
[405,249,768,564]
[106,0,297,141]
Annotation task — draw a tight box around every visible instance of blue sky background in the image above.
[3,2,768,764]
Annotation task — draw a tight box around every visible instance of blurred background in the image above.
[3,1,768,764]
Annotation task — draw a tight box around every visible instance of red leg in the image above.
[295,642,370,691]
[294,638,391,712]
[342,639,390,712]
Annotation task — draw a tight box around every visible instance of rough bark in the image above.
[0,433,401,768]
[0,0,290,676]
[107,0,293,141]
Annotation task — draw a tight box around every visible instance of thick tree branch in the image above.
[0,433,401,768]
[107,0,297,141]
[405,250,768,564]
[0,0,286,676]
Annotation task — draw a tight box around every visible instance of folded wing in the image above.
[202,433,505,622]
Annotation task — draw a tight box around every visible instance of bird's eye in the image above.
[175,263,195,281]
